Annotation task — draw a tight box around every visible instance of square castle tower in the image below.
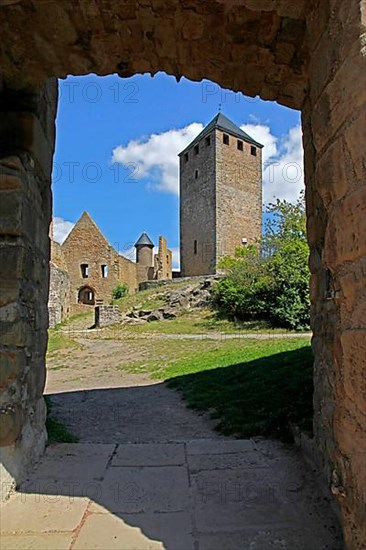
[179,113,263,276]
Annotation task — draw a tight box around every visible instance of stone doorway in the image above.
[0,1,365,546]
[78,286,96,306]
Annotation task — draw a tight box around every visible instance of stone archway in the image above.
[0,1,365,546]
[78,286,96,306]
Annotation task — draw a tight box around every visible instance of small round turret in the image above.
[135,232,154,267]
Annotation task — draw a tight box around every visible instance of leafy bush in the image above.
[112,283,129,300]
[213,194,310,331]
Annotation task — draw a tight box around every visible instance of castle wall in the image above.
[118,254,139,292]
[215,129,262,261]
[180,130,216,276]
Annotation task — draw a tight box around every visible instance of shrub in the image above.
[213,194,310,331]
[112,283,129,300]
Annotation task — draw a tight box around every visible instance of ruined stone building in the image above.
[179,113,263,276]
[48,212,172,326]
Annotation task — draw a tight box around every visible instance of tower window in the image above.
[223,134,229,145]
[194,169,199,179]
[194,240,197,255]
[194,144,199,155]
[184,153,189,163]
[251,146,257,156]
[81,264,89,278]
[101,264,108,278]
[237,140,243,151]
[205,136,211,146]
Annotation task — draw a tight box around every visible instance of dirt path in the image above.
[46,338,222,443]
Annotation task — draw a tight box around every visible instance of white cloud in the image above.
[111,123,204,195]
[241,123,304,204]
[112,119,303,203]
[52,217,74,244]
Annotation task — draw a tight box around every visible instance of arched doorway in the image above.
[78,286,95,306]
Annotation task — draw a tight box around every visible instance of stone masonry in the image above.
[95,305,121,328]
[179,113,262,276]
[0,1,365,546]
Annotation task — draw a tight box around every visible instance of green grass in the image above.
[167,341,313,441]
[47,331,81,354]
[116,336,313,440]
[121,308,292,336]
[44,396,78,443]
[112,288,169,313]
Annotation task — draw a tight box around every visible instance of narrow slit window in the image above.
[194,240,197,255]
[184,153,189,163]
[194,169,199,179]
[194,144,199,155]
[223,134,229,145]
[205,136,211,146]
[101,264,108,278]
[237,140,243,151]
[81,264,89,278]
[251,145,257,156]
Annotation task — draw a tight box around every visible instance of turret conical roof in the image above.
[135,232,154,248]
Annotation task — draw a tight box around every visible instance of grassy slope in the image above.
[167,341,313,440]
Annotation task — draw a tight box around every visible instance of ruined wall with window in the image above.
[60,211,138,312]
[154,236,172,280]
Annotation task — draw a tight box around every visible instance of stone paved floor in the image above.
[0,439,343,549]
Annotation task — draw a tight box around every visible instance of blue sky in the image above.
[53,73,303,267]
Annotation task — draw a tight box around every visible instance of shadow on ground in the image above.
[1,349,343,549]
[2,438,343,549]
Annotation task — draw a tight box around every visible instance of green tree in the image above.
[213,193,310,330]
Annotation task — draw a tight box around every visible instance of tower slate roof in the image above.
[179,112,263,156]
[135,232,154,247]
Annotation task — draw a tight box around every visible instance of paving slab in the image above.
[111,443,185,467]
[0,533,74,550]
[89,465,190,514]
[197,526,343,550]
[0,492,89,534]
[188,449,269,472]
[0,440,342,549]
[21,444,115,485]
[186,439,255,455]
[191,468,301,532]
[74,512,194,550]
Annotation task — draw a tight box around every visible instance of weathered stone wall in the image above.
[154,236,172,280]
[0,80,57,497]
[48,239,71,327]
[215,128,262,261]
[95,305,121,328]
[180,128,217,276]
[48,263,70,328]
[0,0,365,544]
[0,0,309,110]
[303,1,366,545]
[180,126,262,276]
